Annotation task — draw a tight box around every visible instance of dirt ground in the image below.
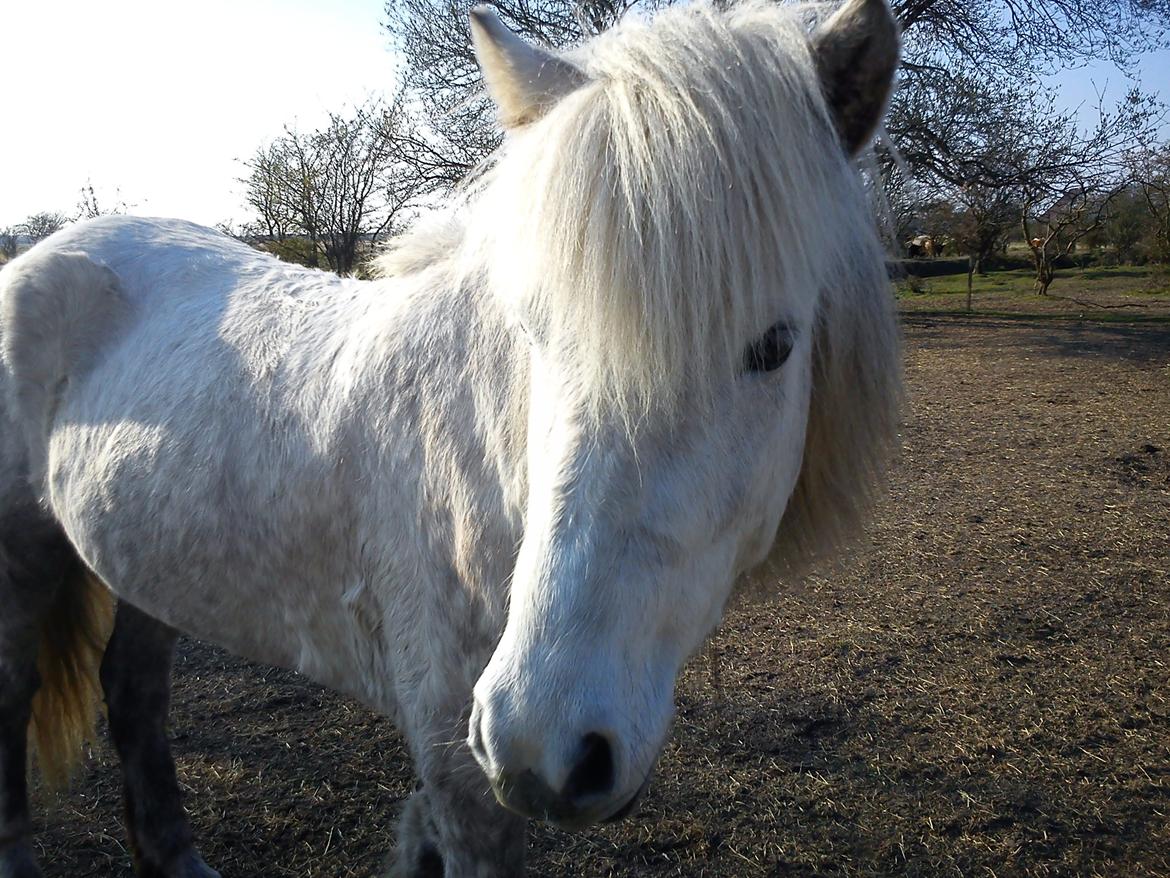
[32,314,1170,877]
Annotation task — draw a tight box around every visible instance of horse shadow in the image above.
[903,314,1170,367]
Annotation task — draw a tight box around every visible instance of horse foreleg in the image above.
[391,784,446,878]
[392,725,526,878]
[100,602,219,878]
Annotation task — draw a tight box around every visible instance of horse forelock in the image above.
[452,1,887,424]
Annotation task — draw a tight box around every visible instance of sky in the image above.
[1047,49,1170,135]
[1,0,396,229]
[2,1,1168,231]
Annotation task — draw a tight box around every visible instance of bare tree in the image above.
[891,57,1160,294]
[317,101,423,274]
[75,182,130,220]
[384,0,662,187]
[384,0,1170,187]
[953,186,1019,308]
[1130,143,1170,262]
[890,0,1170,74]
[0,228,19,261]
[18,211,70,245]
[1095,186,1150,263]
[1023,184,1123,294]
[884,68,1026,300]
[1012,91,1160,293]
[879,164,926,251]
[242,97,424,275]
[243,140,307,248]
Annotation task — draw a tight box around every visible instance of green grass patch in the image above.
[898,269,1038,298]
[895,263,1170,323]
[897,265,1170,299]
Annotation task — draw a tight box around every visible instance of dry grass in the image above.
[32,314,1170,877]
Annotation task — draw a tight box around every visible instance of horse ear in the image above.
[811,0,900,156]
[470,5,586,129]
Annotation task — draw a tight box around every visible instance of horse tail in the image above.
[1,232,119,787]
[30,560,114,790]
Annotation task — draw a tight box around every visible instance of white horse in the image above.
[0,1,900,875]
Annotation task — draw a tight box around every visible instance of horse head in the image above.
[463,0,901,828]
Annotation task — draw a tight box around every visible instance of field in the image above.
[897,263,1170,321]
[31,274,1170,877]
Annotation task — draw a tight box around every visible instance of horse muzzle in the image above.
[488,761,650,830]
[469,701,649,829]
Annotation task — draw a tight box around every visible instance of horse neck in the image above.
[369,271,531,598]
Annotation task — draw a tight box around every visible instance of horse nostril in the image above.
[562,732,615,803]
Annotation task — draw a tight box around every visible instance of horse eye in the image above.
[743,323,795,374]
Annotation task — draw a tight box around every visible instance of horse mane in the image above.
[373,212,465,280]
[763,244,902,580]
[380,0,902,578]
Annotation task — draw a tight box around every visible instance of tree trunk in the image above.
[966,255,975,312]
[307,232,319,268]
[1035,258,1054,295]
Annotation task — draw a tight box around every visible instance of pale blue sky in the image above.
[2,1,1167,230]
[1046,48,1170,134]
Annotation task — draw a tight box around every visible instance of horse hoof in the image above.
[177,853,221,878]
[386,843,445,878]
[154,850,220,878]
[0,843,43,878]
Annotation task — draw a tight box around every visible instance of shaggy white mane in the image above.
[379,0,901,573]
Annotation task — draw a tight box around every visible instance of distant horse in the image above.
[0,1,900,875]
[906,234,938,258]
